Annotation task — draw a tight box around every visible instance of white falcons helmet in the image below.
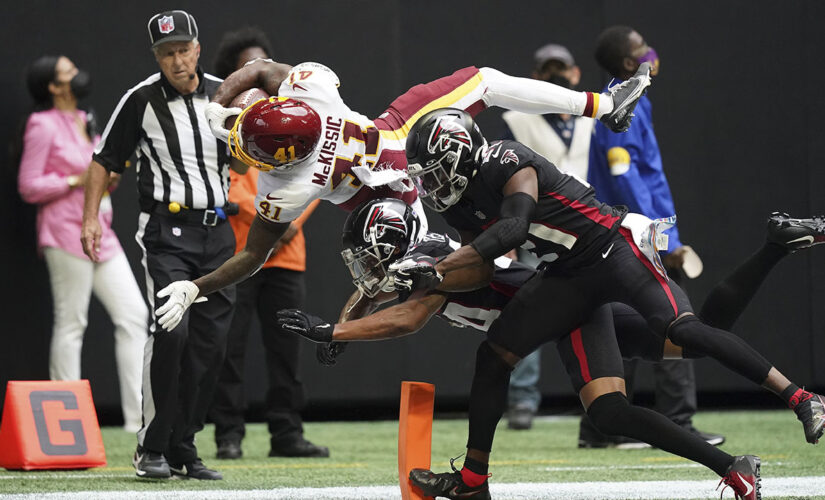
[341,198,421,297]
[405,108,486,212]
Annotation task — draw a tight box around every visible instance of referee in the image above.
[81,10,238,480]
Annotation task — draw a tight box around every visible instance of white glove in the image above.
[155,281,207,331]
[204,102,242,143]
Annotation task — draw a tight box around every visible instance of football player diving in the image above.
[278,195,825,500]
[331,108,822,500]
[151,59,652,331]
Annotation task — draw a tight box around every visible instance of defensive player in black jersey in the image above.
[279,197,825,500]
[368,108,825,500]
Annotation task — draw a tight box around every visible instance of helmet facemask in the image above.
[341,225,401,298]
[407,149,469,212]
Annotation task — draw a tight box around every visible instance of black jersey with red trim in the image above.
[443,140,626,269]
[402,232,536,332]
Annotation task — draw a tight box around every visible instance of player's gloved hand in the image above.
[316,341,348,366]
[204,102,242,143]
[155,281,207,331]
[388,253,444,292]
[277,309,334,343]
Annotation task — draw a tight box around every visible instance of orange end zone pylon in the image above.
[0,380,106,470]
[398,381,435,500]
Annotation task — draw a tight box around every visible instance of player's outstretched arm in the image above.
[212,59,293,105]
[280,294,447,343]
[155,215,289,331]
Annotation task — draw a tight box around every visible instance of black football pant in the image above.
[468,229,773,453]
[136,213,236,465]
[210,267,307,446]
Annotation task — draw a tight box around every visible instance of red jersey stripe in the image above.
[546,192,621,229]
[570,328,592,384]
[619,227,678,315]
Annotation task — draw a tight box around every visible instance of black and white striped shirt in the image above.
[93,67,230,210]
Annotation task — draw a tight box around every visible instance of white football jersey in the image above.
[254,63,411,223]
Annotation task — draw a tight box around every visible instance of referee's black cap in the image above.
[148,10,198,49]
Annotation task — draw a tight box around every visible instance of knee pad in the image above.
[665,313,700,345]
[586,391,629,436]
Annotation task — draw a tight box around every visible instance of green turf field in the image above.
[1,409,823,499]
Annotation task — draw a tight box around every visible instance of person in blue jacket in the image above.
[586,25,724,448]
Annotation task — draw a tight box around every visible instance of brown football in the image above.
[225,88,270,130]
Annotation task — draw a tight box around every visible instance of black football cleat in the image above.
[409,465,491,500]
[793,391,825,444]
[133,445,170,479]
[718,455,761,500]
[600,62,652,133]
[169,458,223,480]
[767,212,825,250]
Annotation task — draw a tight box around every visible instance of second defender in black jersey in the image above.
[391,107,824,500]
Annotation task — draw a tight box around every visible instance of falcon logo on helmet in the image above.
[365,204,408,241]
[228,97,322,172]
[427,115,473,154]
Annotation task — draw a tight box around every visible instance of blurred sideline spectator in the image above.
[585,25,723,448]
[209,26,329,460]
[500,43,594,431]
[17,55,146,433]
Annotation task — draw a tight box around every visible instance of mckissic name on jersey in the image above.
[443,140,627,269]
[401,232,536,332]
[254,63,417,223]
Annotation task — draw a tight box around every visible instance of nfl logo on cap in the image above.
[148,10,198,48]
[158,15,175,34]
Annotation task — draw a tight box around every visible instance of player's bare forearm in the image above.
[193,216,288,295]
[435,244,486,276]
[81,161,109,222]
[338,289,395,322]
[332,294,446,341]
[437,261,494,292]
[212,60,293,105]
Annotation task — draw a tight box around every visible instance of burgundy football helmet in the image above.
[228,97,322,172]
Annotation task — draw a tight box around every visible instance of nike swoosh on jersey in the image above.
[266,194,283,201]
[602,243,615,259]
[735,472,754,495]
[787,235,814,245]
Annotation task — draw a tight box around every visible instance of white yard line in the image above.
[1,476,823,499]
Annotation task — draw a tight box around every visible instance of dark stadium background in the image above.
[2,0,824,424]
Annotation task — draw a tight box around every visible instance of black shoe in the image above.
[685,425,726,446]
[169,459,223,480]
[718,455,761,500]
[600,62,652,133]
[133,445,170,479]
[409,464,491,500]
[767,212,825,250]
[216,440,242,460]
[507,405,535,431]
[793,391,825,444]
[269,436,330,458]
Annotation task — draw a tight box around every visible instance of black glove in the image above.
[388,253,444,293]
[316,341,348,366]
[277,309,334,343]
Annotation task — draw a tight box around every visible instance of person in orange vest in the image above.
[208,27,328,459]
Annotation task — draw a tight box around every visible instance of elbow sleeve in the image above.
[470,192,535,261]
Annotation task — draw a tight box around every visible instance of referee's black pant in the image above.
[136,212,236,465]
[210,267,307,447]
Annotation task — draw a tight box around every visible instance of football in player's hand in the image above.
[225,88,270,129]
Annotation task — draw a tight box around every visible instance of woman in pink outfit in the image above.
[17,55,147,433]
